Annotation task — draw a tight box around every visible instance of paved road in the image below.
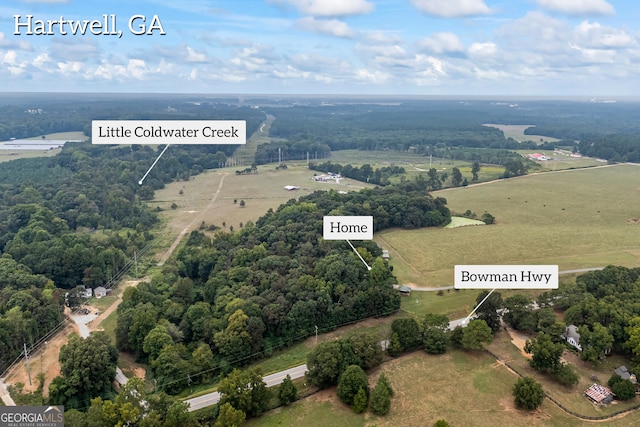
[0,377,16,406]
[407,267,604,291]
[186,364,308,412]
[185,318,466,412]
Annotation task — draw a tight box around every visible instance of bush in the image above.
[337,365,370,407]
[611,379,636,400]
[369,382,391,416]
[278,375,297,406]
[512,377,544,410]
[352,387,368,414]
[553,363,579,387]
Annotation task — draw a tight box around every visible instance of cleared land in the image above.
[377,164,640,288]
[483,124,561,143]
[248,350,603,427]
[0,131,87,163]
[150,164,375,251]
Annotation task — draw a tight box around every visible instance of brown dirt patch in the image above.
[505,326,533,360]
[5,323,74,396]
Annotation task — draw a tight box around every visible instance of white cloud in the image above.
[468,41,497,56]
[356,43,407,58]
[0,32,32,51]
[355,69,390,84]
[33,53,50,68]
[417,32,466,55]
[271,0,373,17]
[296,17,355,38]
[534,0,615,16]
[56,61,83,75]
[574,21,635,49]
[410,0,492,18]
[364,31,403,44]
[2,50,17,65]
[186,47,207,63]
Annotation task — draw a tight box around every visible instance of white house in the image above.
[562,325,582,351]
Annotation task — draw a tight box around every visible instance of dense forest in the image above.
[114,183,450,393]
[0,97,263,374]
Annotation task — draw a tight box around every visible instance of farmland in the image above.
[377,164,640,288]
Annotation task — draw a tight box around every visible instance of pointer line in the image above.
[346,239,371,271]
[138,144,170,185]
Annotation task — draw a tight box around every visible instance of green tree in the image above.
[434,420,450,427]
[578,322,613,363]
[503,159,528,178]
[143,324,174,361]
[471,162,480,182]
[352,387,368,414]
[377,373,394,397]
[337,365,370,408]
[475,290,503,332]
[524,332,564,373]
[278,374,297,406]
[625,316,640,362]
[461,319,493,350]
[553,363,579,387]
[218,368,270,418]
[422,313,449,354]
[370,378,391,415]
[611,377,636,400]
[191,343,217,384]
[306,340,357,388]
[49,332,118,409]
[349,332,383,370]
[503,294,538,332]
[214,309,253,363]
[450,167,463,187]
[512,377,544,410]
[151,344,191,394]
[215,402,246,427]
[390,317,421,353]
[387,332,403,357]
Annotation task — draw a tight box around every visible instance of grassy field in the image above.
[483,124,561,143]
[149,163,375,251]
[248,349,621,427]
[378,164,640,288]
[0,130,87,163]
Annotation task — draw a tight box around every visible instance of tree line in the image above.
[114,182,452,395]
[308,161,405,186]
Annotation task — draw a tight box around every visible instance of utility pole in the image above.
[24,343,32,386]
[315,325,318,344]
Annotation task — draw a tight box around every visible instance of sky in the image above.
[0,0,638,96]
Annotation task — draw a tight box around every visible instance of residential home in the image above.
[562,324,582,351]
[94,286,109,298]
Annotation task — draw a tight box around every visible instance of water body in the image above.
[0,139,83,150]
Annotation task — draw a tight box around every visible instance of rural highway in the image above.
[186,364,308,411]
[185,318,466,412]
[408,267,604,291]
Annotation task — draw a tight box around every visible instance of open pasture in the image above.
[377,164,640,288]
[150,163,375,250]
[249,350,597,427]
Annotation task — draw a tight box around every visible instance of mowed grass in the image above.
[378,164,640,287]
[149,163,375,253]
[249,350,597,427]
